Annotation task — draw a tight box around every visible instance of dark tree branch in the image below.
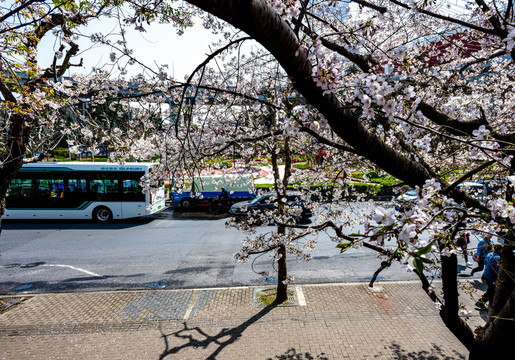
[0,78,17,103]
[442,160,496,194]
[369,259,394,287]
[299,126,359,155]
[350,0,387,14]
[0,0,46,24]
[387,0,498,35]
[174,36,252,134]
[204,130,282,156]
[39,42,80,80]
[294,20,374,72]
[474,0,506,36]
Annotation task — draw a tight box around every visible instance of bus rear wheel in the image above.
[93,206,112,222]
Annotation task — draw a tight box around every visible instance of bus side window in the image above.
[90,179,119,195]
[123,179,143,200]
[37,179,65,198]
[67,179,87,193]
[7,179,33,200]
[90,180,105,193]
[37,179,52,198]
[123,179,140,194]
[105,179,119,194]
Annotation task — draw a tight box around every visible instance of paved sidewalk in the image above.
[0,281,485,359]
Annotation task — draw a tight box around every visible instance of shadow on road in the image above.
[2,217,155,230]
[0,272,186,295]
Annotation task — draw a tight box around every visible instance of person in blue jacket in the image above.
[475,244,502,310]
[470,234,493,276]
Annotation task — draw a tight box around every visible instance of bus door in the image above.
[121,177,146,217]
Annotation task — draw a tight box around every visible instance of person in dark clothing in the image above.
[219,187,229,207]
[475,244,502,310]
[470,234,493,276]
[456,232,472,266]
[220,187,229,200]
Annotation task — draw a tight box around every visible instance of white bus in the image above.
[4,162,166,222]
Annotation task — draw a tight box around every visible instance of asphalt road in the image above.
[0,205,427,295]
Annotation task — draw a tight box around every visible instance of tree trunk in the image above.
[270,137,291,304]
[275,242,288,303]
[0,113,28,253]
[439,254,477,352]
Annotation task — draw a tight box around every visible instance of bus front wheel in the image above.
[93,206,112,222]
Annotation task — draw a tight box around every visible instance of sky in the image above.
[34,0,469,80]
[37,16,221,81]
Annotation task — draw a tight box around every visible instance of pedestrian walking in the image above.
[456,232,472,266]
[470,234,493,276]
[475,243,502,310]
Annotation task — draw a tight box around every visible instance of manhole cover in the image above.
[253,287,297,307]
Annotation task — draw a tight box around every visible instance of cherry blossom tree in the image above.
[2,0,515,358]
[0,0,105,241]
[152,0,514,358]
[0,0,191,239]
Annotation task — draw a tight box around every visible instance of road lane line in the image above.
[42,264,102,277]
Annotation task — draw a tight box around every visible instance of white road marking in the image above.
[296,285,307,306]
[42,264,102,277]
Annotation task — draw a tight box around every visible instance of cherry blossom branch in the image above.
[246,245,280,256]
[395,112,515,153]
[300,9,507,147]
[294,20,374,72]
[475,0,505,35]
[203,131,282,156]
[40,42,81,80]
[418,206,474,233]
[387,0,498,35]
[416,102,483,136]
[443,160,496,194]
[174,36,252,134]
[0,0,46,24]
[299,126,359,155]
[0,78,17,103]
[349,0,387,14]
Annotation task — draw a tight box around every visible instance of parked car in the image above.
[229,191,313,223]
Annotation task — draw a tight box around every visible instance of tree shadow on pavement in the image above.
[381,342,467,360]
[158,304,276,360]
[266,348,328,359]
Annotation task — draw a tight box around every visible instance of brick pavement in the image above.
[0,281,485,359]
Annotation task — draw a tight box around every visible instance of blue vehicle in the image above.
[171,175,256,210]
[395,190,418,211]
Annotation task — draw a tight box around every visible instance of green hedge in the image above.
[293,163,312,170]
[51,148,74,159]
